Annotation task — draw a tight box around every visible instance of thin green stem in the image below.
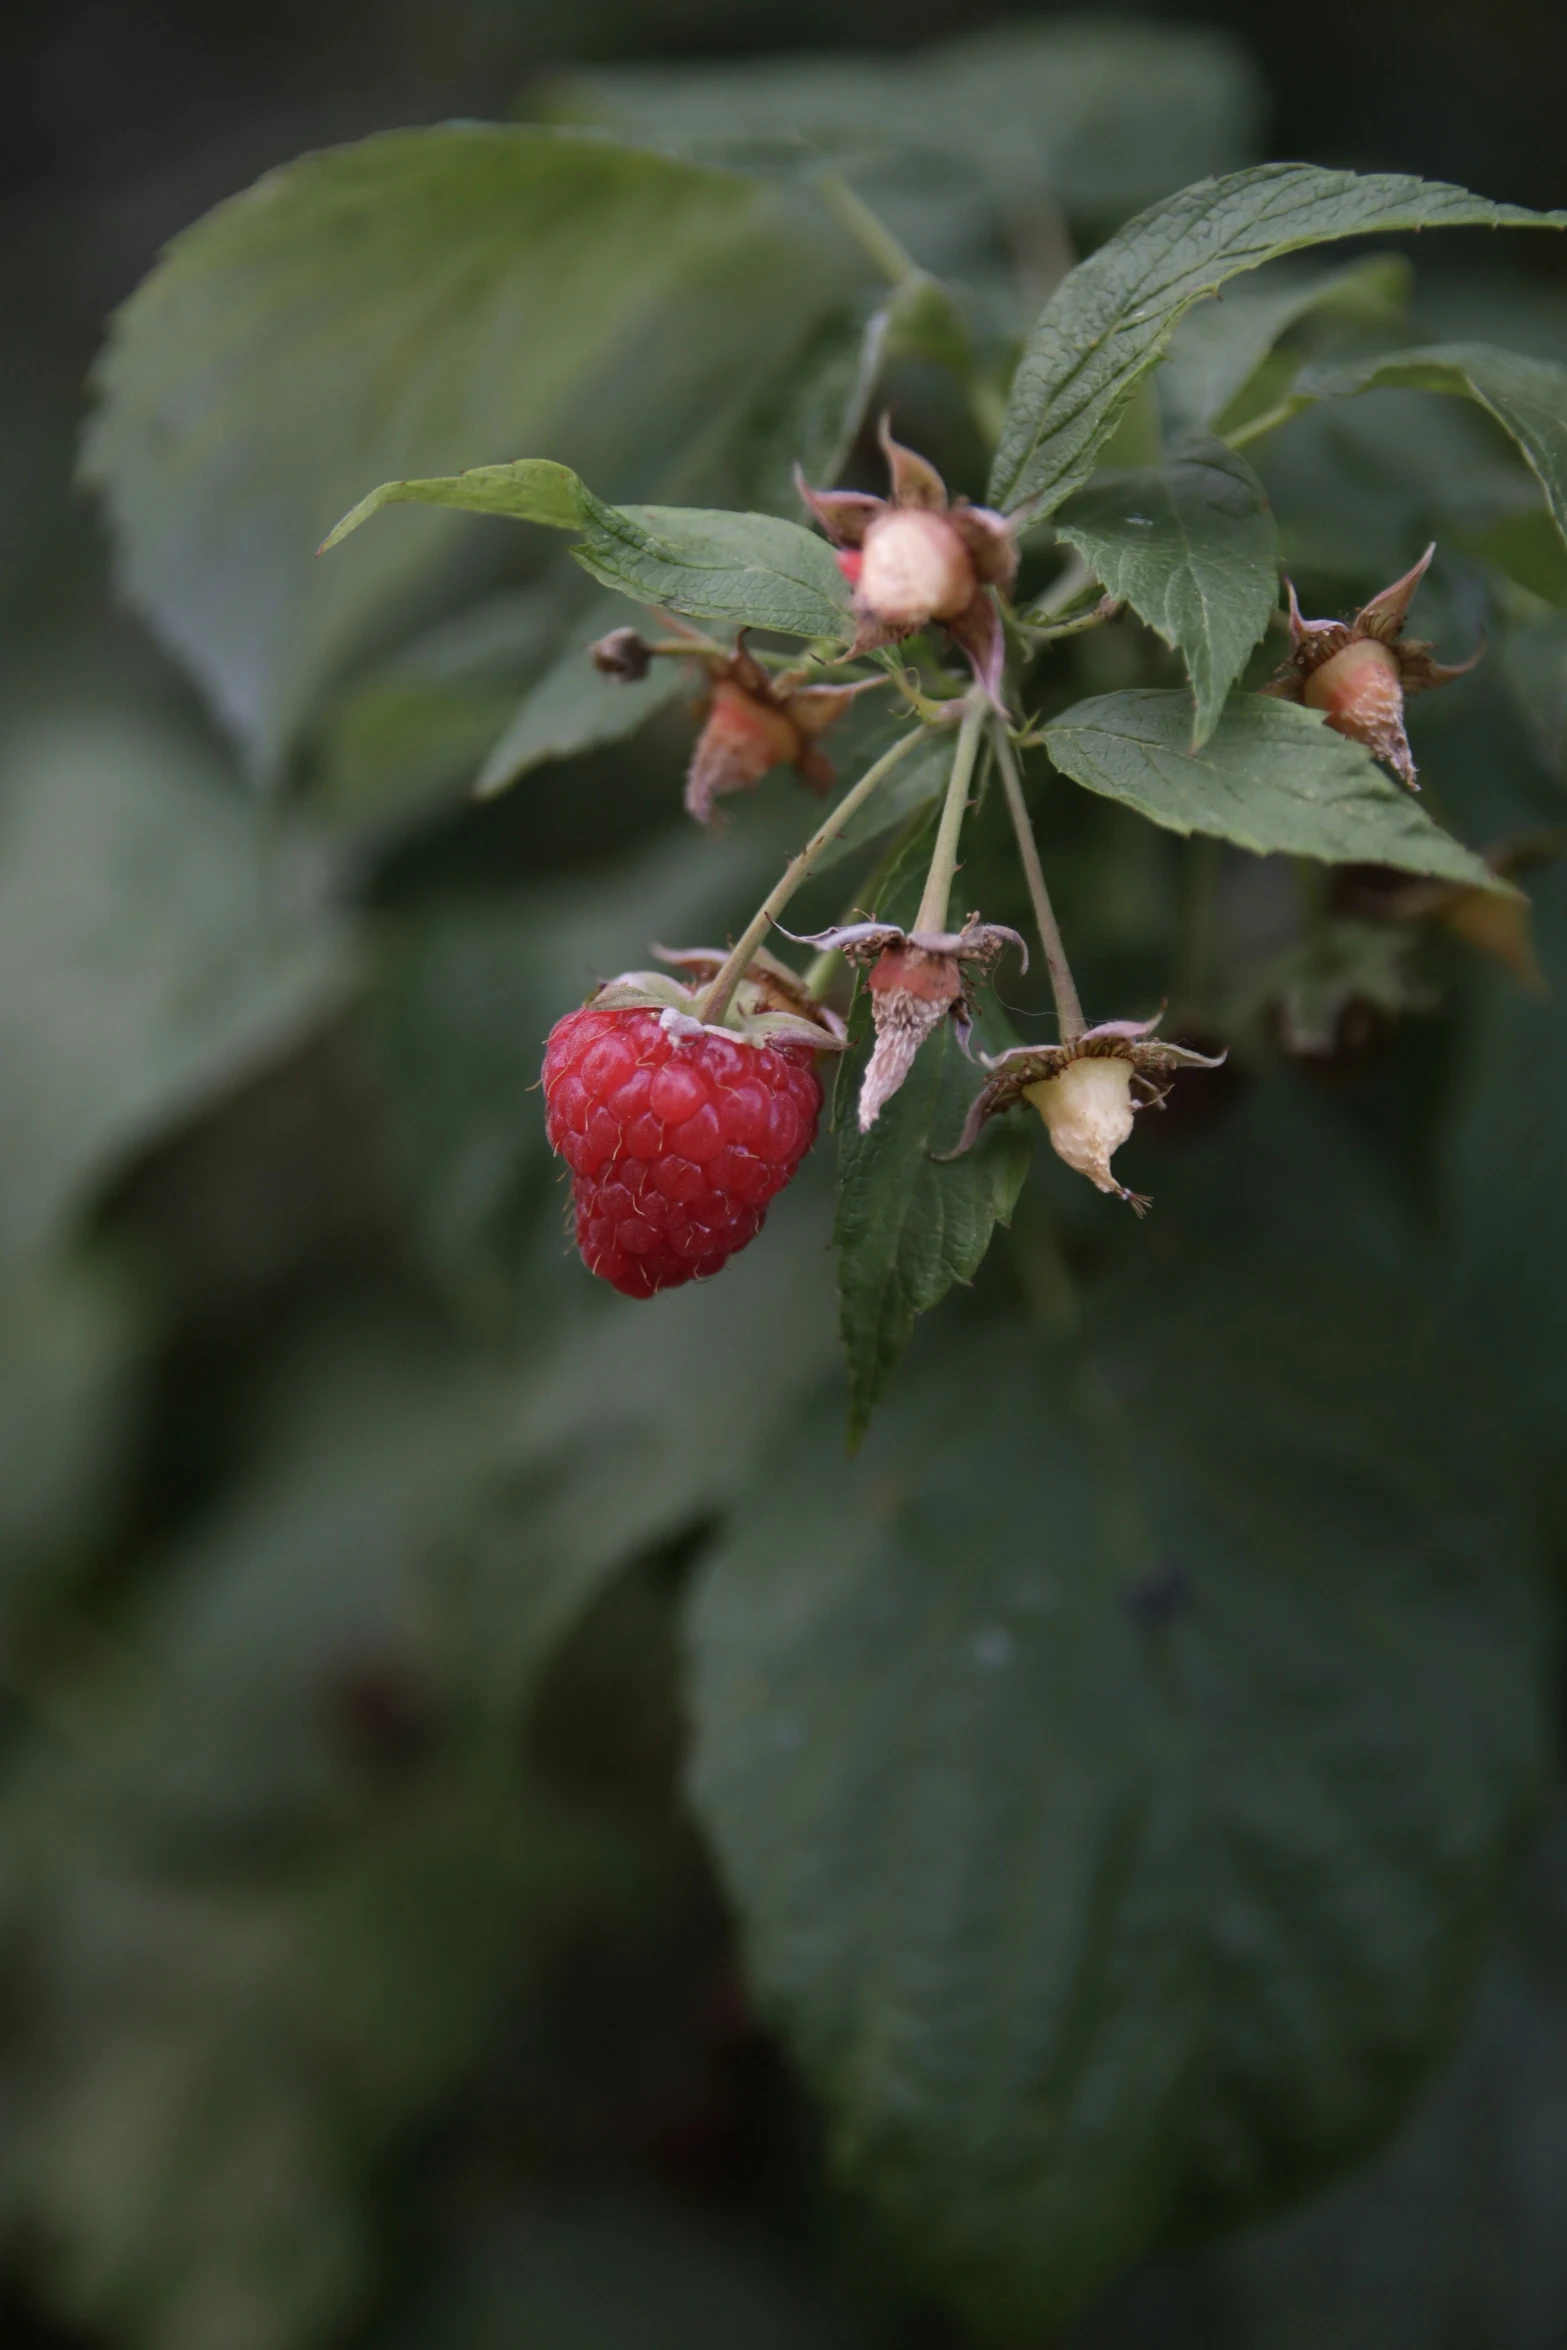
[1225,396,1306,453]
[1022,599,1118,646]
[1025,551,1097,623]
[814,171,920,287]
[695,725,931,1029]
[914,694,986,934]
[991,723,1085,1042]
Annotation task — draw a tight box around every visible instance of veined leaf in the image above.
[991,165,1567,515]
[1053,439,1278,743]
[327,461,853,645]
[689,1272,1548,2334]
[1042,689,1502,883]
[83,126,841,777]
[1299,343,1567,546]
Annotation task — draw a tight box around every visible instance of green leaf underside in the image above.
[0,714,352,1270]
[563,23,1263,214]
[832,827,1030,1443]
[327,461,853,645]
[82,126,838,776]
[991,165,1567,516]
[1159,254,1412,434]
[1053,439,1278,744]
[1043,690,1501,883]
[689,1277,1548,2336]
[475,598,688,801]
[1299,344,1567,548]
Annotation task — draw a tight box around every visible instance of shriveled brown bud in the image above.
[784,914,1026,1129]
[1264,546,1482,791]
[938,1018,1225,1212]
[683,636,874,827]
[591,626,654,681]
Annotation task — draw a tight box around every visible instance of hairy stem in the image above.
[992,724,1085,1042]
[814,171,920,287]
[914,694,987,934]
[696,725,930,1028]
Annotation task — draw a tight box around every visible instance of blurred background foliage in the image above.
[5,4,1567,2347]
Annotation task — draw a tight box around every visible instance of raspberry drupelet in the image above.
[542,1005,823,1298]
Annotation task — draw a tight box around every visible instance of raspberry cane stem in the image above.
[914,692,988,935]
[991,724,1085,1043]
[695,724,931,1030]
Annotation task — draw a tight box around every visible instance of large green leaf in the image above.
[1299,344,1567,544]
[326,459,853,645]
[0,712,353,1270]
[559,22,1262,216]
[831,820,1031,1442]
[1041,690,1501,880]
[83,127,840,776]
[688,1271,1548,2336]
[1159,254,1411,434]
[475,595,689,802]
[1052,439,1278,743]
[991,167,1567,515]
[1069,1812,1567,2350]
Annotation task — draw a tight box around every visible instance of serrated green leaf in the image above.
[689,1271,1548,2336]
[832,824,1030,1441]
[1053,439,1278,743]
[1299,343,1567,545]
[574,504,852,639]
[325,457,855,644]
[320,457,592,549]
[1042,689,1501,881]
[991,166,1567,515]
[83,126,840,776]
[1160,254,1412,434]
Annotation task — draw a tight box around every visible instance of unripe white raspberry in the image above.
[1024,1056,1137,1194]
[858,510,976,630]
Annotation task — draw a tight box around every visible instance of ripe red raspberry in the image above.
[542,1006,823,1298]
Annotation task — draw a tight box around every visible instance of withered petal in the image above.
[794,465,885,549]
[878,414,949,512]
[1356,541,1436,643]
[945,592,1008,709]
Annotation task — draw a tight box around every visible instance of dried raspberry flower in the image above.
[541,957,844,1298]
[787,914,1025,1130]
[797,417,1018,705]
[1263,544,1482,790]
[684,636,874,827]
[938,1016,1224,1213]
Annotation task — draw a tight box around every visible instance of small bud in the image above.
[1025,1056,1139,1200]
[860,945,965,1129]
[796,416,1018,705]
[683,638,873,827]
[591,627,654,682]
[858,509,977,630]
[782,915,1026,1128]
[937,1018,1225,1212]
[1265,548,1481,791]
[1302,636,1415,788]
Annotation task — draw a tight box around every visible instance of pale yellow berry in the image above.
[858,509,976,629]
[1024,1056,1137,1195]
